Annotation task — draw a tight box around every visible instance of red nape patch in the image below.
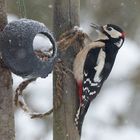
[121,32,126,37]
[77,82,83,103]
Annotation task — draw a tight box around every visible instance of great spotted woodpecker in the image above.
[73,23,125,135]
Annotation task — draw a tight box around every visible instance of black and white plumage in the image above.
[73,23,125,135]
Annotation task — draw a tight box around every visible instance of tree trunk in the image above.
[0,0,15,140]
[53,0,80,140]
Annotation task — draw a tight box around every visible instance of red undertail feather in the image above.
[75,81,92,136]
[77,81,82,103]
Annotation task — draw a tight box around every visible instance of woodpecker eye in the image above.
[107,27,112,31]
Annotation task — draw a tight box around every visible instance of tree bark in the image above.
[0,0,15,140]
[53,0,80,140]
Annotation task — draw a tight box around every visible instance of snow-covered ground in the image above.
[8,15,140,140]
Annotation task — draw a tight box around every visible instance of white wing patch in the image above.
[73,41,105,82]
[94,48,106,82]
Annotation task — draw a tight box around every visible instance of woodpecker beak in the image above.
[90,23,104,33]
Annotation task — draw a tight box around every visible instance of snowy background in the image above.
[7,0,140,140]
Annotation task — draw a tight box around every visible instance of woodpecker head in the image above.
[91,23,125,48]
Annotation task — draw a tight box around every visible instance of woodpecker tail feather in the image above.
[75,99,90,136]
